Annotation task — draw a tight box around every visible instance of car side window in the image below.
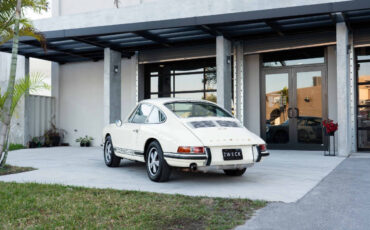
[131,104,153,124]
[146,106,166,124]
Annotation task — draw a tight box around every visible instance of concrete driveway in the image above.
[237,155,370,230]
[0,147,343,203]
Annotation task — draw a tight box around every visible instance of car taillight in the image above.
[177,146,205,154]
[259,144,267,152]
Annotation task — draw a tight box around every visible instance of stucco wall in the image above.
[59,61,104,146]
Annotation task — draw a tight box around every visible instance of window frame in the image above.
[129,103,167,124]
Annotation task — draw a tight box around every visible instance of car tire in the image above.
[104,136,121,167]
[223,168,247,176]
[146,141,172,182]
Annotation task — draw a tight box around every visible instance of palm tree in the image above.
[0,73,50,167]
[0,0,48,167]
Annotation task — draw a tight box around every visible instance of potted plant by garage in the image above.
[322,119,338,156]
[44,124,67,147]
[76,136,94,147]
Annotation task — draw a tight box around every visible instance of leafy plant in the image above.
[8,143,25,151]
[0,0,48,168]
[76,136,94,147]
[44,123,66,147]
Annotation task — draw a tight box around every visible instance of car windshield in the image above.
[165,102,232,118]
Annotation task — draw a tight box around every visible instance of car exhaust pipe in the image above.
[190,163,197,172]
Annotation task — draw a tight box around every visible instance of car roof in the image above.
[140,98,217,107]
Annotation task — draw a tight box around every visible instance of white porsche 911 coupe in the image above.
[103,98,269,182]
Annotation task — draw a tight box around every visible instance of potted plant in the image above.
[322,119,338,136]
[76,136,94,147]
[29,136,42,148]
[44,123,67,147]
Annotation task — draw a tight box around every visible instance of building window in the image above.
[262,47,325,67]
[356,47,370,150]
[145,59,217,102]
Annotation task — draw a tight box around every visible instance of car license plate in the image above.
[222,149,243,161]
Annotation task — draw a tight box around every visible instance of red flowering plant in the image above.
[322,119,338,136]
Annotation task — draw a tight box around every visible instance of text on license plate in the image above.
[222,149,243,161]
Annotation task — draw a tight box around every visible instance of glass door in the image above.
[263,70,293,148]
[292,67,326,149]
[262,67,326,150]
[356,54,370,151]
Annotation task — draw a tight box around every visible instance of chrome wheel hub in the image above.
[148,147,160,176]
[105,142,112,163]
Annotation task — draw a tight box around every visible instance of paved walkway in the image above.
[0,147,343,202]
[237,155,370,230]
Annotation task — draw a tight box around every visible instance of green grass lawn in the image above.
[0,182,266,230]
[0,165,36,176]
[8,143,26,151]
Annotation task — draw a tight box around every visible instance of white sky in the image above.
[24,0,52,20]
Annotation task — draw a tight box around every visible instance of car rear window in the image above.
[165,102,232,118]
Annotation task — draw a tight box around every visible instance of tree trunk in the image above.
[0,0,22,168]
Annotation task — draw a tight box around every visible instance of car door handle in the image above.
[133,129,139,133]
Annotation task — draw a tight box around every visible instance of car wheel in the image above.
[223,168,247,176]
[146,141,172,182]
[104,136,121,167]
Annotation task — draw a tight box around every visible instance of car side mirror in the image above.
[115,119,122,127]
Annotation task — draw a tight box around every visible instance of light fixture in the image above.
[227,56,231,64]
[114,65,119,73]
[304,97,311,102]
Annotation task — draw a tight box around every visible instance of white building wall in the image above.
[59,61,104,146]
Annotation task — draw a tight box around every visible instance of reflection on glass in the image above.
[151,76,158,93]
[204,92,217,103]
[175,68,203,74]
[174,92,204,100]
[262,47,325,67]
[264,58,324,67]
[358,62,370,84]
[265,73,289,144]
[357,108,370,128]
[175,74,203,91]
[358,130,370,149]
[296,71,323,144]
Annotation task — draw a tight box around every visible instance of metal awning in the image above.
[1,0,370,63]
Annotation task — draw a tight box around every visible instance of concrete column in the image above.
[23,57,30,145]
[245,54,261,135]
[233,41,245,123]
[216,36,232,112]
[348,34,357,152]
[51,62,60,127]
[336,22,351,156]
[104,48,122,125]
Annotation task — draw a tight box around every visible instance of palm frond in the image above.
[0,0,48,47]
[0,72,50,115]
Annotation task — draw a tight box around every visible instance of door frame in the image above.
[260,64,328,150]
